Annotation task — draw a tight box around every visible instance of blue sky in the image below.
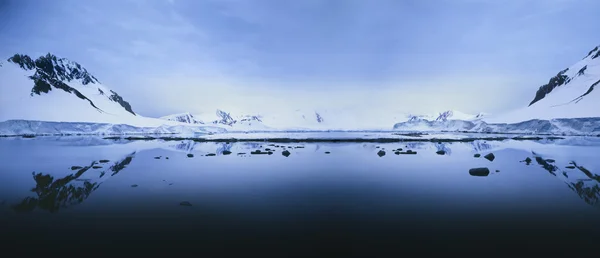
[1,0,599,117]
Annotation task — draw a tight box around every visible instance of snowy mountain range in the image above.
[159,108,487,131]
[485,45,600,123]
[1,45,599,136]
[0,53,205,128]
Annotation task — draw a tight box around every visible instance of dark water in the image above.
[1,137,600,255]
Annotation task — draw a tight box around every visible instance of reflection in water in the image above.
[470,140,493,152]
[215,143,234,155]
[171,141,195,152]
[434,143,452,155]
[11,152,136,213]
[530,153,600,208]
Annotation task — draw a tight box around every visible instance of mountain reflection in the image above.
[531,154,600,208]
[11,152,136,213]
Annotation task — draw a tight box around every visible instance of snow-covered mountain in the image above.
[486,45,600,123]
[406,110,486,122]
[0,53,190,128]
[162,108,486,131]
[159,113,205,124]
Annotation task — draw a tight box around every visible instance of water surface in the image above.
[1,137,599,254]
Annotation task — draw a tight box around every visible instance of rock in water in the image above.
[484,153,495,162]
[131,184,138,187]
[187,153,194,158]
[474,154,481,158]
[377,150,386,157]
[282,150,291,157]
[436,150,446,155]
[469,167,490,177]
[222,150,232,155]
[70,166,83,170]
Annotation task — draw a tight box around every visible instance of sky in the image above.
[1,0,599,117]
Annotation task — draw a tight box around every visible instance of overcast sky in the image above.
[1,0,599,117]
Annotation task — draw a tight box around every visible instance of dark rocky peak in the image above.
[8,53,99,86]
[585,45,599,59]
[215,109,236,126]
[435,110,454,122]
[240,115,262,122]
[315,112,324,123]
[577,65,587,76]
[6,53,136,116]
[108,90,135,115]
[529,68,570,106]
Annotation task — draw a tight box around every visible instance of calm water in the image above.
[1,136,600,254]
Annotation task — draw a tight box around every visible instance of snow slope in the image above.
[486,45,600,123]
[0,53,203,128]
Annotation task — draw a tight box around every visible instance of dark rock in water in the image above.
[397,148,403,151]
[265,148,272,151]
[565,166,576,169]
[70,166,83,170]
[267,151,273,155]
[237,152,247,155]
[187,153,194,158]
[222,150,232,155]
[474,154,481,158]
[165,157,169,159]
[180,201,192,207]
[484,153,495,162]
[523,157,532,165]
[394,151,400,155]
[251,150,267,155]
[324,151,331,154]
[92,166,102,169]
[495,170,500,172]
[99,160,110,163]
[282,150,291,157]
[469,167,490,177]
[563,171,568,178]
[376,146,380,148]
[377,150,386,157]
[545,159,555,163]
[206,153,216,156]
[398,150,417,155]
[154,156,161,159]
[436,150,446,155]
[275,145,280,147]
[296,146,305,148]
[131,184,138,187]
